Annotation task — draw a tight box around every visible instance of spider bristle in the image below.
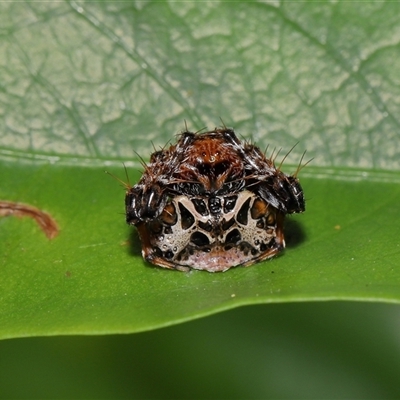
[262,144,270,158]
[277,142,299,171]
[123,163,131,187]
[272,147,282,164]
[105,169,131,190]
[194,126,207,135]
[293,150,313,177]
[219,117,227,129]
[269,146,277,162]
[133,150,150,171]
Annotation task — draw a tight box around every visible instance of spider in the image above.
[125,126,306,272]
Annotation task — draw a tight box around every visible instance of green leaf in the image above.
[1,1,400,339]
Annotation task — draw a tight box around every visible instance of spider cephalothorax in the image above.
[126,127,306,272]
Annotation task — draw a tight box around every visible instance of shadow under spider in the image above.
[284,218,307,249]
[127,227,142,257]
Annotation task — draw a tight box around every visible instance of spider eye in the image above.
[196,161,227,176]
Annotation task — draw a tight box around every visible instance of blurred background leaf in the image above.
[1,1,400,398]
[1,303,400,399]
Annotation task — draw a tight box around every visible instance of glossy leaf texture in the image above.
[1,1,400,339]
